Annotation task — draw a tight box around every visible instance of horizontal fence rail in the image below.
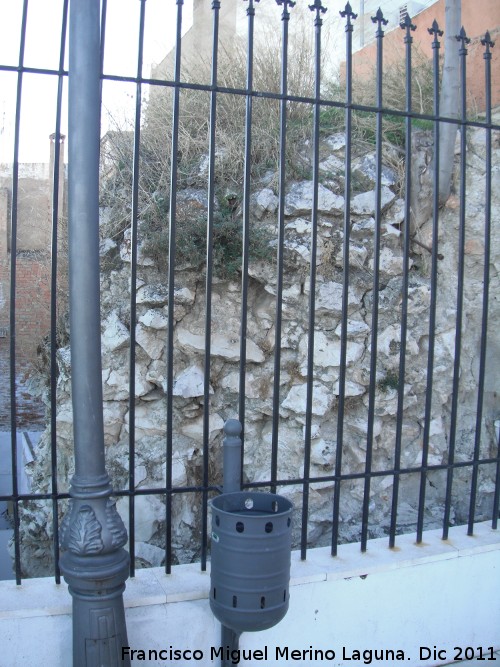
[0,0,499,585]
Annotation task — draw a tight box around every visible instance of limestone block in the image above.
[120,227,154,266]
[136,322,165,360]
[376,324,419,357]
[139,308,169,330]
[99,237,117,256]
[180,412,224,443]
[56,346,72,381]
[299,331,364,370]
[383,197,405,230]
[335,243,368,268]
[220,370,270,399]
[173,365,213,398]
[316,281,362,315]
[310,439,335,467]
[136,283,169,306]
[369,246,413,276]
[284,181,344,217]
[334,319,370,338]
[135,541,165,567]
[285,218,310,234]
[101,310,130,352]
[177,328,265,363]
[104,366,153,400]
[351,186,396,216]
[117,494,165,543]
[332,379,365,397]
[146,360,168,393]
[324,133,346,152]
[103,401,127,443]
[281,381,333,416]
[174,287,196,306]
[353,153,396,187]
[319,153,344,174]
[251,188,279,220]
[123,401,166,437]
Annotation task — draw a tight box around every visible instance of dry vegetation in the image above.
[99,29,437,273]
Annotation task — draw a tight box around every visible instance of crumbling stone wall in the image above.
[17,123,500,577]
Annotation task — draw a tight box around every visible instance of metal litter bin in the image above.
[210,491,293,633]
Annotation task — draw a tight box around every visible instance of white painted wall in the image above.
[1,522,499,667]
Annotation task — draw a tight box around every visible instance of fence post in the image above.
[59,1,130,665]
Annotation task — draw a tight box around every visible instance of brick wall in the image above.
[341,0,500,113]
[0,138,66,427]
[0,254,51,366]
[0,255,51,427]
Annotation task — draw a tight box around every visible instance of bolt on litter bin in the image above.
[209,491,293,633]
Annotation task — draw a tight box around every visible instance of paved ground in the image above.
[0,430,42,580]
[0,357,45,429]
[449,652,500,666]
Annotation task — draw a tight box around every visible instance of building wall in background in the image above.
[345,0,500,113]
[0,136,66,427]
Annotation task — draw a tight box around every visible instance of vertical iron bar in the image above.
[59,2,130,663]
[479,35,499,531]
[468,34,494,532]
[493,419,500,530]
[238,0,259,455]
[389,14,416,549]
[49,0,69,584]
[417,21,442,543]
[165,0,184,575]
[449,28,479,537]
[220,419,243,667]
[300,0,326,561]
[201,0,221,572]
[271,0,295,493]
[127,0,147,579]
[441,28,470,540]
[332,2,357,557]
[9,0,29,587]
[361,8,387,552]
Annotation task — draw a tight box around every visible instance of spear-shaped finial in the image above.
[309,0,327,14]
[481,30,495,57]
[243,0,260,16]
[481,30,494,49]
[400,12,416,45]
[372,7,388,26]
[276,0,295,21]
[456,25,471,54]
[400,12,416,32]
[309,0,327,26]
[339,2,358,25]
[428,19,443,48]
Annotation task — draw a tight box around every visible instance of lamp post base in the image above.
[60,549,131,667]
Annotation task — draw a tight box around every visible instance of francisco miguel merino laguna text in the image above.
[122,645,408,664]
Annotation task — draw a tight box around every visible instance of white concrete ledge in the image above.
[1,521,499,666]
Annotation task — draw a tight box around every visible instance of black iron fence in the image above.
[0,0,499,591]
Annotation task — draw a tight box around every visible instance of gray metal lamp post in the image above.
[59,1,130,664]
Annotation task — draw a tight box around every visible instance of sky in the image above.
[0,0,193,163]
[0,0,440,164]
